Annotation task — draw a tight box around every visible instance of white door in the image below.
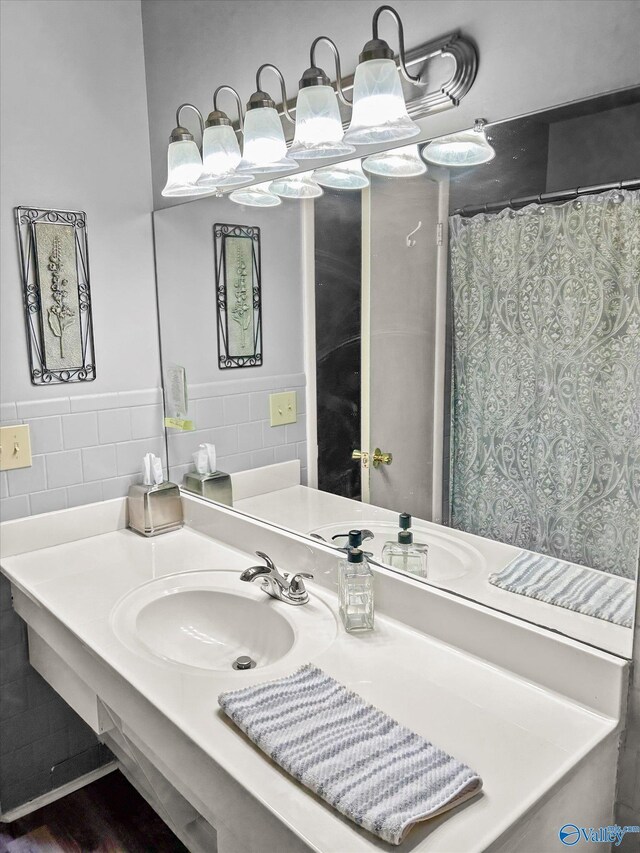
[359,172,448,521]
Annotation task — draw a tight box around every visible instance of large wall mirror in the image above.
[154,87,640,657]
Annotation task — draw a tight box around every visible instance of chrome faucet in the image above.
[240,551,313,606]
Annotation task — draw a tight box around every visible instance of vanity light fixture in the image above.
[270,172,324,199]
[289,37,355,160]
[229,181,282,207]
[237,65,298,174]
[422,119,496,166]
[198,86,253,189]
[343,5,421,146]
[363,144,427,177]
[314,158,370,190]
[162,104,210,197]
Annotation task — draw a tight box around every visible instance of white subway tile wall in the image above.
[1,377,308,521]
[167,377,308,488]
[0,389,165,521]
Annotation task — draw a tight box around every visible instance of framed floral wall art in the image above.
[213,223,262,369]
[15,207,96,385]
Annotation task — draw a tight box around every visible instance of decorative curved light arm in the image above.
[213,85,244,131]
[175,103,205,137]
[309,36,352,106]
[255,63,295,124]
[372,4,420,83]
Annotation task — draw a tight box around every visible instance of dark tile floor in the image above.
[0,770,187,852]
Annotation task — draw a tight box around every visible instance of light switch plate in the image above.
[0,424,32,470]
[269,392,297,427]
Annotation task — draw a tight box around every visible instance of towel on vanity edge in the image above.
[218,664,482,845]
[488,551,634,628]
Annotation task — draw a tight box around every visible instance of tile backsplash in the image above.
[166,372,308,488]
[0,388,165,522]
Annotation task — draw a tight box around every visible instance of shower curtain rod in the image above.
[453,177,640,217]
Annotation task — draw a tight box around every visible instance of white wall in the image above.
[1,0,159,403]
[141,0,640,209]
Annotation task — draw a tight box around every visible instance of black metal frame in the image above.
[15,206,96,385]
[213,223,262,369]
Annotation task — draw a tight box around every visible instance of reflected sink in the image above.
[111,570,336,672]
[309,521,485,583]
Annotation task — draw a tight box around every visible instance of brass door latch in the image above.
[352,448,393,469]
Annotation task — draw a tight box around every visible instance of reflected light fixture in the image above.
[162,104,210,197]
[314,158,369,190]
[289,37,355,160]
[343,6,420,145]
[198,86,253,189]
[229,181,282,207]
[363,144,426,177]
[270,172,324,199]
[422,119,496,166]
[237,65,297,174]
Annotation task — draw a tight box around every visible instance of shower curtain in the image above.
[449,189,640,578]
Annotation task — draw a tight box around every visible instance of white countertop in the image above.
[234,484,633,658]
[0,505,624,853]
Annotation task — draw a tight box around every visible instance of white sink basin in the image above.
[310,521,484,583]
[111,570,337,672]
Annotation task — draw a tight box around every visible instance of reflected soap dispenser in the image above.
[339,548,374,633]
[381,513,428,578]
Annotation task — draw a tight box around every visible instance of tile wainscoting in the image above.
[166,372,308,488]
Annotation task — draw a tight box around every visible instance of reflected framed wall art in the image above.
[213,223,262,369]
[15,207,96,385]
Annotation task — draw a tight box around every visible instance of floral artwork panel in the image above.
[214,224,262,369]
[224,235,255,358]
[33,222,83,370]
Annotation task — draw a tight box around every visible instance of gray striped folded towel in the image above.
[489,551,634,628]
[218,664,482,845]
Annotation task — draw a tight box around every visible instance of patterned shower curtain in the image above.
[449,190,640,578]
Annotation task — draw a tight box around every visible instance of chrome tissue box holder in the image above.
[127,481,183,537]
[182,470,233,506]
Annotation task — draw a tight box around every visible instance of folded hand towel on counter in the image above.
[489,551,634,627]
[218,664,482,845]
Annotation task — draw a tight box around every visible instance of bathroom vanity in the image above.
[0,495,628,852]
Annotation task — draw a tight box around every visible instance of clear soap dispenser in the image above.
[382,513,429,578]
[339,548,374,632]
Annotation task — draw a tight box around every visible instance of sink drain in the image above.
[232,655,256,670]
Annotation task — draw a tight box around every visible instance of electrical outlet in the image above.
[269,392,297,427]
[0,424,32,471]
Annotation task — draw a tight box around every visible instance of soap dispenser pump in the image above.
[381,513,428,577]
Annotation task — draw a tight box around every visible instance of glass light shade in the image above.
[161,140,205,197]
[314,159,369,190]
[422,125,496,166]
[229,181,281,207]
[237,107,297,173]
[343,58,420,145]
[289,86,355,160]
[198,124,251,188]
[269,172,323,199]
[363,144,427,177]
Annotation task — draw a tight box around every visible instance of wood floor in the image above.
[0,770,188,852]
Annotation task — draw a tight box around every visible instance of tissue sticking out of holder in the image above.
[192,443,217,474]
[183,444,232,506]
[128,452,183,537]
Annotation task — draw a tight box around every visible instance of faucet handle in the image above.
[288,572,313,601]
[255,551,276,570]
